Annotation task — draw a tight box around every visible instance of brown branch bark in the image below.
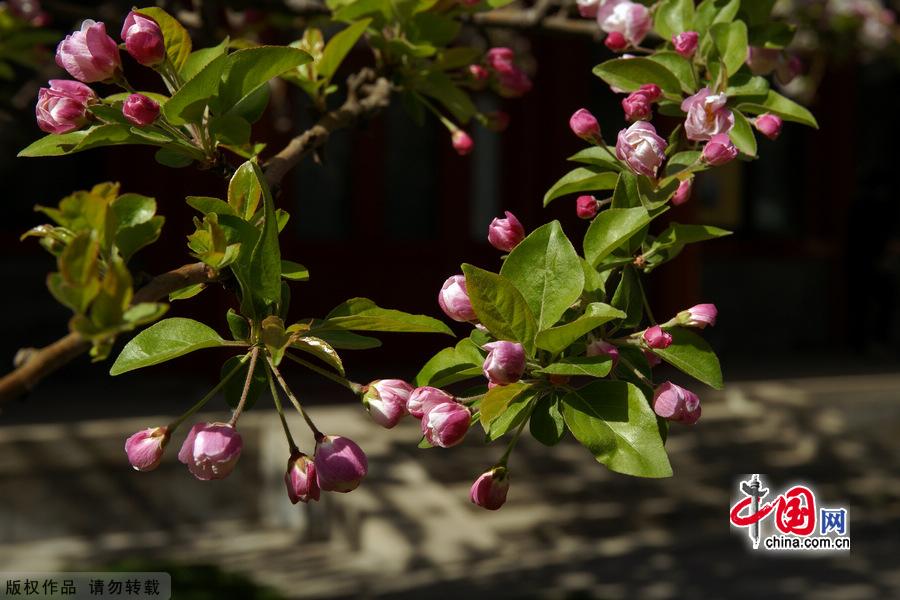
[0,262,217,406]
[469,0,599,37]
[264,68,394,188]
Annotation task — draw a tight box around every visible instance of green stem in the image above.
[283,352,361,393]
[228,346,259,426]
[636,275,656,325]
[617,353,654,388]
[167,351,251,430]
[266,363,298,453]
[267,355,324,440]
[498,410,530,466]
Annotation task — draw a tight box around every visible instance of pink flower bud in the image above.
[487,211,526,252]
[702,133,738,165]
[604,31,628,51]
[177,422,243,480]
[577,0,600,18]
[586,336,619,367]
[285,452,320,503]
[746,46,780,75]
[35,79,96,134]
[485,47,515,72]
[121,11,165,67]
[122,93,159,126]
[652,381,701,424]
[451,130,473,156]
[622,91,652,122]
[672,31,699,58]
[422,401,471,448]
[599,1,651,47]
[681,87,734,142]
[677,303,718,329]
[485,110,510,132]
[469,466,510,510]
[482,341,526,385]
[644,350,661,368]
[638,83,661,101]
[9,0,49,26]
[314,435,368,492]
[125,426,169,471]
[469,64,489,81]
[363,379,412,428]
[495,68,533,97]
[615,121,667,178]
[576,195,599,219]
[569,108,601,142]
[438,274,477,322]
[55,20,121,83]
[642,325,673,349]
[754,113,783,141]
[671,177,693,206]
[407,386,455,419]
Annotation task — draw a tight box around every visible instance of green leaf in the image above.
[654,0,695,41]
[664,150,701,176]
[530,395,565,446]
[18,131,89,157]
[535,303,626,355]
[420,70,477,123]
[725,72,770,99]
[500,221,584,331]
[651,327,724,389]
[227,161,262,219]
[543,168,618,207]
[651,223,732,250]
[290,336,345,376]
[110,318,227,375]
[312,329,381,350]
[611,170,641,209]
[695,0,740,35]
[221,355,266,410]
[593,58,682,96]
[169,283,206,301]
[728,110,756,157]
[461,264,537,353]
[318,19,371,81]
[322,297,453,334]
[116,217,164,262]
[187,196,236,216]
[737,90,818,129]
[566,146,621,171]
[611,266,642,328]
[648,52,697,94]
[218,46,312,113]
[535,356,613,378]
[487,390,535,441]
[583,207,650,267]
[281,260,309,281]
[154,146,195,168]
[415,338,484,387]
[479,382,530,428]
[163,54,228,125]
[181,38,230,81]
[562,381,672,478]
[137,8,192,71]
[711,20,749,77]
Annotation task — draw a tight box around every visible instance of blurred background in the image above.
[0,0,899,598]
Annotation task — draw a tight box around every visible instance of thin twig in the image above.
[267,355,323,441]
[229,346,260,426]
[267,365,299,453]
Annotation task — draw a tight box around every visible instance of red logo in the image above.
[730,482,816,536]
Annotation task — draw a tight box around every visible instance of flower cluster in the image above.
[35,12,165,134]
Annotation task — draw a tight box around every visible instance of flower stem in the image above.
[617,353,654,388]
[168,351,251,430]
[267,355,324,440]
[498,411,530,466]
[283,352,362,394]
[636,275,656,325]
[266,363,298,453]
[228,346,260,427]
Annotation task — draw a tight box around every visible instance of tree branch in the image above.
[468,0,599,37]
[0,262,217,406]
[263,68,394,188]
